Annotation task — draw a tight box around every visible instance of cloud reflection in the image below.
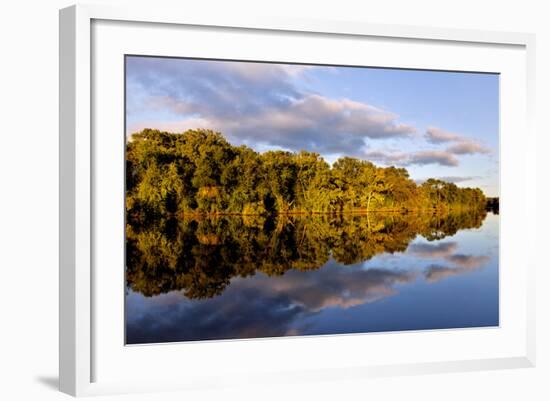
[423,253,489,283]
[409,241,458,258]
[126,261,416,343]
[409,240,490,283]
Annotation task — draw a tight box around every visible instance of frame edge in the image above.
[524,33,537,368]
[60,4,93,396]
[59,5,77,396]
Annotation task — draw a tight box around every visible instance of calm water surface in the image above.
[126,211,499,344]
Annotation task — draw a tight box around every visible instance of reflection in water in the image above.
[126,210,499,344]
[409,241,491,282]
[126,263,416,342]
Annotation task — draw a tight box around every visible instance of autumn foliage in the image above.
[126,129,487,219]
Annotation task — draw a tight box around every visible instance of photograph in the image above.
[124,55,500,345]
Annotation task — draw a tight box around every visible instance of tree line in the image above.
[126,129,487,218]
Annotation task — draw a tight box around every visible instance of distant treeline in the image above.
[485,197,499,214]
[126,129,487,218]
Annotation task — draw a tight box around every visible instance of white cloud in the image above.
[426,127,463,143]
[126,57,416,156]
[364,149,459,167]
[126,57,493,168]
[415,176,480,184]
[446,141,490,155]
[426,127,490,155]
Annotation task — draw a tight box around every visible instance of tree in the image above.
[125,129,488,217]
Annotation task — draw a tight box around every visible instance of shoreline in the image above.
[168,207,487,218]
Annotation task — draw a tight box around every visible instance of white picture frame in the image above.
[59,4,536,397]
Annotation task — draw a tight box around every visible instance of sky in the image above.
[126,56,499,197]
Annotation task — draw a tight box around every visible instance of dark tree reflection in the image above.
[126,210,487,299]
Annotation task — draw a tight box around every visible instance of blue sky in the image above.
[126,56,499,196]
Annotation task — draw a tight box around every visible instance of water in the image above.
[125,211,499,344]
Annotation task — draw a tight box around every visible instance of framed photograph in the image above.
[59,4,536,396]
